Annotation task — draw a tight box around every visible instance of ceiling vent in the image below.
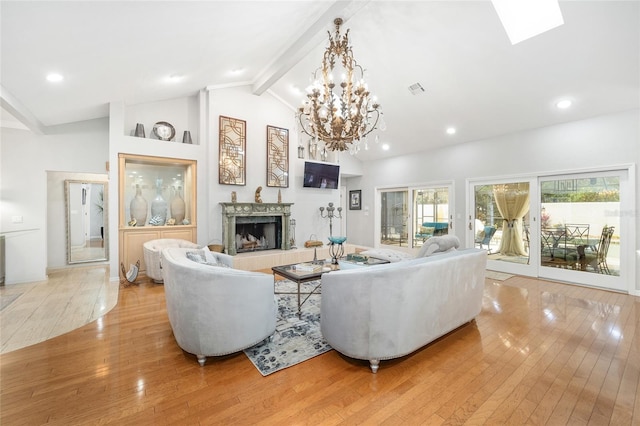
[408,82,425,95]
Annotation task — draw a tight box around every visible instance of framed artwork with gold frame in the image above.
[266,125,289,188]
[219,116,246,185]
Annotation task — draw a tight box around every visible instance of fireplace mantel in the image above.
[220,202,293,255]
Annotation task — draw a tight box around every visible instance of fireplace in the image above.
[220,202,293,255]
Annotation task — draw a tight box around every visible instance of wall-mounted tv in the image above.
[303,161,340,189]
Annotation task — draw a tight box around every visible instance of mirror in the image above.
[65,180,108,264]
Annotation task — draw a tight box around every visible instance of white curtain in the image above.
[493,183,530,256]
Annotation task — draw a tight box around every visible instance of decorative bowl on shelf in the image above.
[328,236,347,245]
[152,121,176,141]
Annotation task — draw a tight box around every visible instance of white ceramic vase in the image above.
[130,184,148,226]
[171,190,186,224]
[150,179,167,226]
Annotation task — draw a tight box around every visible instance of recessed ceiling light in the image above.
[165,74,184,83]
[46,73,64,82]
[382,144,390,151]
[556,99,572,109]
[446,127,456,135]
[230,68,245,75]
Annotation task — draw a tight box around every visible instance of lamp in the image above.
[297,18,385,155]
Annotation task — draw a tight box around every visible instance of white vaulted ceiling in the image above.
[1,1,638,161]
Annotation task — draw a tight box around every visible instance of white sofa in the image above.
[161,247,277,366]
[143,238,201,283]
[359,234,462,263]
[321,248,487,373]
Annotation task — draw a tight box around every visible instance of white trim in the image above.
[467,164,636,294]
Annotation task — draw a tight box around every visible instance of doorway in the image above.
[468,167,634,292]
[377,183,453,250]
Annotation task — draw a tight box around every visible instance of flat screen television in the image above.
[303,161,340,189]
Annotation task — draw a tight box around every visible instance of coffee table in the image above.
[272,262,337,318]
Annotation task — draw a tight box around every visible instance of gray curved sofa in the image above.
[161,247,276,366]
[321,248,487,373]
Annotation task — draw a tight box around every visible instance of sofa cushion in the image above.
[417,235,460,258]
[359,248,413,263]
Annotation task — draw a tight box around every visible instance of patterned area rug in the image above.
[244,280,332,376]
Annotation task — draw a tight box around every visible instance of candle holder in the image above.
[319,202,342,236]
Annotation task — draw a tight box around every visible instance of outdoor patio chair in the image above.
[475,226,497,252]
[580,226,615,274]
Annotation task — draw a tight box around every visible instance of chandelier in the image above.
[297,18,384,154]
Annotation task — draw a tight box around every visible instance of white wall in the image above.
[3,89,636,290]
[47,171,108,269]
[345,109,640,291]
[0,119,109,284]
[207,86,344,248]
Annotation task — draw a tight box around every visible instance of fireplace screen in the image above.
[234,216,282,253]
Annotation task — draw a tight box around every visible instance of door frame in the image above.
[375,180,454,252]
[466,176,538,278]
[467,164,636,293]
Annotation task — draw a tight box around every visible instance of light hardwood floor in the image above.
[0,268,638,425]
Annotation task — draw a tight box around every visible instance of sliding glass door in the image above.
[412,187,450,247]
[380,189,409,247]
[469,168,633,292]
[470,178,538,277]
[538,170,630,291]
[378,184,452,250]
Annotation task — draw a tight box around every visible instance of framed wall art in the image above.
[349,190,362,210]
[266,125,289,187]
[219,116,246,185]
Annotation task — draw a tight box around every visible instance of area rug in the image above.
[244,280,332,376]
[485,270,515,281]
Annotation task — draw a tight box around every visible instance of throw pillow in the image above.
[202,246,231,268]
[417,235,460,257]
[186,249,230,268]
[186,250,207,263]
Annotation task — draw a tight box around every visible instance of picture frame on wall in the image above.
[349,190,362,210]
[219,115,246,185]
[266,125,289,188]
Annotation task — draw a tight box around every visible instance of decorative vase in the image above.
[171,189,186,223]
[309,140,318,160]
[130,184,148,226]
[182,130,192,144]
[134,123,145,138]
[150,179,167,226]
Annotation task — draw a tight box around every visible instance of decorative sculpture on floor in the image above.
[328,236,347,265]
